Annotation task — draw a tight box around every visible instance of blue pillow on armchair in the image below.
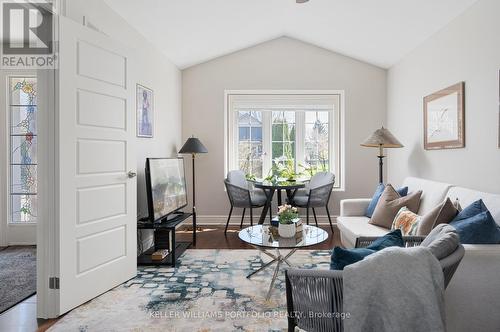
[449,200,500,244]
[366,229,404,250]
[330,229,404,270]
[365,184,409,218]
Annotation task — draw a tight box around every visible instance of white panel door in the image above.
[57,16,136,314]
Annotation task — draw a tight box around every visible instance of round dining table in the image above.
[253,180,306,224]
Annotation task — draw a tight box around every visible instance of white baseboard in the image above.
[196,215,338,225]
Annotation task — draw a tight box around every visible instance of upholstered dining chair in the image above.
[289,172,335,231]
[224,170,267,234]
[285,226,465,332]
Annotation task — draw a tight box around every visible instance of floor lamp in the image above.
[179,137,208,246]
[360,126,403,184]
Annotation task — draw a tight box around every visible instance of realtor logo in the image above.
[1,1,56,68]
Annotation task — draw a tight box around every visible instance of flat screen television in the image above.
[145,158,188,222]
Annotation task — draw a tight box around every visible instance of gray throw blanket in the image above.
[343,246,446,332]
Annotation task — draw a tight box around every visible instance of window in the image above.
[304,111,330,174]
[238,111,263,178]
[9,77,37,223]
[226,91,343,189]
[272,111,296,165]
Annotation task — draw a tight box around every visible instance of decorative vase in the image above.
[278,222,296,238]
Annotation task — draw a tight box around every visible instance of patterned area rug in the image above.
[50,249,331,332]
[0,246,36,314]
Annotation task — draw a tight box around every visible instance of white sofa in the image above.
[337,177,500,332]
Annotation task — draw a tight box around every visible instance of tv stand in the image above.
[163,210,185,221]
[137,211,193,267]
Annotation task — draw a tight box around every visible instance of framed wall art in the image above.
[424,82,465,150]
[137,84,154,138]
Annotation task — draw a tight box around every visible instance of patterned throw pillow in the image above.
[392,207,421,236]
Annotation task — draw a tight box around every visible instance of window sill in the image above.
[8,222,37,226]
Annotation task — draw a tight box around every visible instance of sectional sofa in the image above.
[337,177,500,332]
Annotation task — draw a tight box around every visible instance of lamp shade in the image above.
[179,137,208,154]
[360,127,403,148]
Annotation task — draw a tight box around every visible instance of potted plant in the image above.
[277,204,299,238]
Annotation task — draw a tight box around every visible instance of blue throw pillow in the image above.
[450,208,500,244]
[365,184,409,218]
[452,199,488,222]
[330,229,405,270]
[366,229,404,250]
[330,247,375,270]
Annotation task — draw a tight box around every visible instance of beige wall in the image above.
[387,0,500,194]
[65,0,183,218]
[182,37,387,219]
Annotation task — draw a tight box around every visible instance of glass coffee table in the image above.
[239,224,329,299]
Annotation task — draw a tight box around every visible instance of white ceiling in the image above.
[104,0,479,69]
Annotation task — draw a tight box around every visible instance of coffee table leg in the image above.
[247,258,277,279]
[266,258,282,300]
[283,248,297,260]
[246,248,278,278]
[246,247,299,299]
[260,248,278,261]
[282,248,297,267]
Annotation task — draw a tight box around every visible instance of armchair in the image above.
[224,171,267,233]
[285,236,465,332]
[291,181,335,232]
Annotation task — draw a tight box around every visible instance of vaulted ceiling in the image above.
[105,0,479,69]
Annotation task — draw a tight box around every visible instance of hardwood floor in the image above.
[177,224,341,249]
[0,224,340,331]
[0,295,58,332]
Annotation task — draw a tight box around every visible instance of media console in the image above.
[137,211,193,267]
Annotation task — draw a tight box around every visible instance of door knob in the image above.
[127,171,137,178]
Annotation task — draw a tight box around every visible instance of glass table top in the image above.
[238,225,329,249]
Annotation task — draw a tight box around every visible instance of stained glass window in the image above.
[9,77,37,223]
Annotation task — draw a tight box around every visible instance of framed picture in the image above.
[424,82,465,150]
[498,70,500,148]
[137,84,154,138]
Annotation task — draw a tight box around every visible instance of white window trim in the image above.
[224,90,345,191]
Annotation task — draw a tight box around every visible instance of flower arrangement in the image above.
[277,204,298,225]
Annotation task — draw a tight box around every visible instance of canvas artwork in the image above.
[149,159,187,220]
[424,82,465,150]
[137,84,154,137]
